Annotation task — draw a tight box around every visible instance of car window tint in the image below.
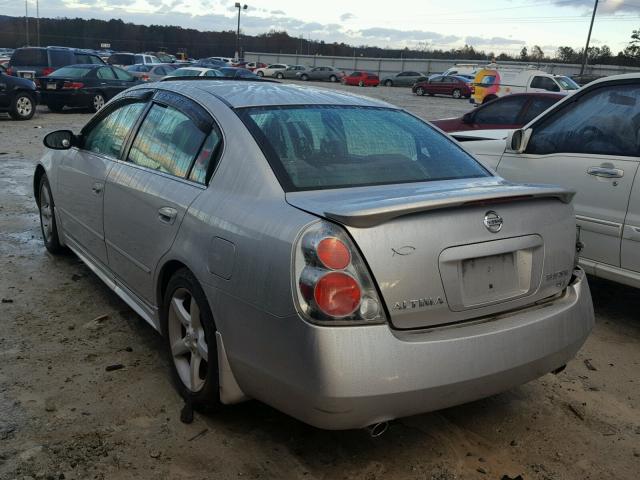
[128,104,206,177]
[528,84,640,156]
[97,67,116,80]
[189,128,222,184]
[530,76,560,92]
[48,66,91,78]
[524,96,560,123]
[75,54,91,64]
[474,96,527,124]
[49,50,72,67]
[241,106,488,191]
[113,67,134,81]
[83,102,146,158]
[90,55,104,65]
[11,48,48,66]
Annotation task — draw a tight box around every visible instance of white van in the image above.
[443,63,479,76]
[472,66,579,105]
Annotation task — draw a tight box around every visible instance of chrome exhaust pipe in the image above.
[365,421,389,438]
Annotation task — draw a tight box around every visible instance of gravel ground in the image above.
[0,82,639,480]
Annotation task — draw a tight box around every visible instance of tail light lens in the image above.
[42,67,55,76]
[294,221,386,325]
[141,74,150,81]
[6,67,13,75]
[62,81,84,89]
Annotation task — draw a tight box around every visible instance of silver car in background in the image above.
[297,66,345,82]
[34,80,594,430]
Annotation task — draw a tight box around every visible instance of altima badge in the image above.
[484,210,503,233]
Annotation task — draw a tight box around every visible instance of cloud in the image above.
[465,36,526,46]
[340,12,355,21]
[359,27,460,45]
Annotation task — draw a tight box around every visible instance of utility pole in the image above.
[234,3,247,61]
[36,0,40,47]
[580,0,598,76]
[25,0,30,46]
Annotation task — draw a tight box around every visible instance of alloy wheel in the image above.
[93,94,105,111]
[167,287,209,393]
[16,96,33,118]
[39,183,53,243]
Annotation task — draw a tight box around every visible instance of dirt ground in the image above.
[0,84,639,480]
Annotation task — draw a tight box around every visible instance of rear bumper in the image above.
[220,268,594,430]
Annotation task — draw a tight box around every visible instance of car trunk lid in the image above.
[287,178,576,329]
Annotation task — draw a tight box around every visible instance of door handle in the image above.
[587,166,624,178]
[158,206,178,224]
[91,182,103,194]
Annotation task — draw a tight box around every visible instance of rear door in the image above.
[103,90,217,304]
[96,66,118,99]
[498,81,640,268]
[56,99,147,267]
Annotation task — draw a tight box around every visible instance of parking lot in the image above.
[1,81,639,480]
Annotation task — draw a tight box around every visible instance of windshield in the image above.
[239,106,489,191]
[48,66,91,78]
[556,76,580,90]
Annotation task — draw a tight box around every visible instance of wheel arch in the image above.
[33,164,47,206]
[156,259,191,312]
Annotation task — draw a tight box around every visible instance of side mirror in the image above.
[506,128,532,153]
[462,112,473,124]
[43,130,76,150]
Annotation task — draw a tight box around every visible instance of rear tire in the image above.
[275,72,284,79]
[358,80,365,87]
[300,74,309,81]
[415,86,425,96]
[9,92,35,120]
[89,92,105,113]
[47,101,64,113]
[38,175,65,254]
[161,269,222,412]
[452,88,462,99]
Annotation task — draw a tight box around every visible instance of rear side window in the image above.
[524,96,560,123]
[240,106,489,191]
[113,67,134,81]
[49,50,73,67]
[83,102,146,158]
[48,66,91,78]
[97,67,116,80]
[11,48,48,66]
[128,104,206,178]
[189,129,222,184]
[474,96,528,125]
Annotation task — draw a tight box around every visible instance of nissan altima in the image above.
[34,78,594,430]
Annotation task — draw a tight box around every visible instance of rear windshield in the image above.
[11,48,48,66]
[109,54,134,65]
[48,66,91,78]
[239,106,489,191]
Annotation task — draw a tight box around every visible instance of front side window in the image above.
[83,102,146,158]
[528,84,640,156]
[555,76,579,90]
[239,106,489,191]
[128,104,206,178]
[474,96,527,125]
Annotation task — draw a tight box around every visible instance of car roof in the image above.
[149,80,394,109]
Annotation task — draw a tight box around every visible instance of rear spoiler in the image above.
[320,184,575,228]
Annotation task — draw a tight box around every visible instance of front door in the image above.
[622,170,640,273]
[103,93,213,304]
[497,82,640,268]
[56,100,147,266]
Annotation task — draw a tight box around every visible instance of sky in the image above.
[3,0,640,55]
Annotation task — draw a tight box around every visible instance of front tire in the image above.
[384,80,393,87]
[358,80,365,87]
[329,75,337,82]
[452,88,462,99]
[89,93,105,113]
[275,72,284,79]
[162,269,221,411]
[415,86,425,96]
[300,74,309,81]
[9,92,35,120]
[256,70,264,77]
[38,175,65,254]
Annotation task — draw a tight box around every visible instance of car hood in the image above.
[285,177,573,228]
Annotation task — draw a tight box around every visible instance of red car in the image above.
[342,71,380,87]
[431,93,564,132]
[412,75,472,99]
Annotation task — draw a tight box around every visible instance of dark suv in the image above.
[0,69,39,120]
[7,47,104,79]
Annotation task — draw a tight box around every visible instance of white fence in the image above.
[245,52,639,78]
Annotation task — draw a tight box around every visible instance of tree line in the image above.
[1,15,639,67]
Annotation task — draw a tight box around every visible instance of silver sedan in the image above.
[34,79,594,430]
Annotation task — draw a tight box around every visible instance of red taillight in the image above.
[317,237,351,270]
[314,272,361,317]
[6,67,13,75]
[42,67,55,76]
[62,81,84,90]
[141,74,150,81]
